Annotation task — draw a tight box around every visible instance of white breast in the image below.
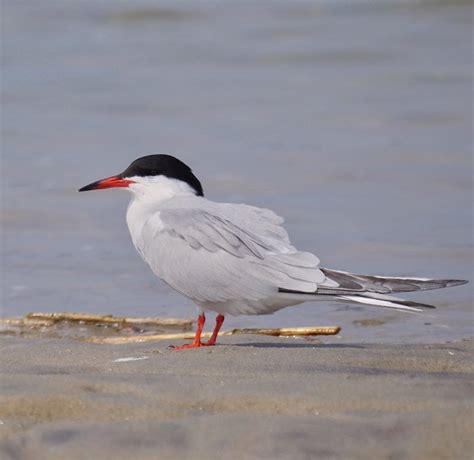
[126,198,152,259]
[125,175,197,260]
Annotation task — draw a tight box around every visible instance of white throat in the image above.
[125,176,198,257]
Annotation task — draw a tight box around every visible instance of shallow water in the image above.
[2,0,472,343]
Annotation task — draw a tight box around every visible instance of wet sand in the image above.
[1,336,472,460]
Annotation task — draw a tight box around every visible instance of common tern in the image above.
[79,155,467,349]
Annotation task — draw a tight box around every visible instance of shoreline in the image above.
[1,335,473,459]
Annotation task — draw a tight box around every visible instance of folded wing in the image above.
[139,200,325,304]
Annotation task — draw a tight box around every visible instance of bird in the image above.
[79,154,467,349]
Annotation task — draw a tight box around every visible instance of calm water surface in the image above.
[2,0,472,343]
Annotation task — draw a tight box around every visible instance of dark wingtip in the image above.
[444,279,468,288]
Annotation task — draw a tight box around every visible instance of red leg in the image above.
[172,313,206,350]
[204,314,225,346]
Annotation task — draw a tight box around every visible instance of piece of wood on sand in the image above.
[25,312,193,328]
[87,326,341,344]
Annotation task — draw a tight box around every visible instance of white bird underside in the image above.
[128,192,465,316]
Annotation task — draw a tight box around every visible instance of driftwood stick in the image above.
[229,327,341,337]
[25,312,193,328]
[87,326,341,345]
[88,332,213,344]
[0,318,54,327]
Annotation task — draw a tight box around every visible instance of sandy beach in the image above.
[2,1,472,459]
[1,335,472,460]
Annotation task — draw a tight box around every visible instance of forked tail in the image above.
[278,268,468,312]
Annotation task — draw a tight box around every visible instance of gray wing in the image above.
[140,201,325,304]
[318,268,467,294]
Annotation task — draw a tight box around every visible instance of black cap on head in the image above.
[119,154,203,196]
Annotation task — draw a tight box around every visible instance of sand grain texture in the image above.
[0,337,473,460]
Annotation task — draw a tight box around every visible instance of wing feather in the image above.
[139,200,325,304]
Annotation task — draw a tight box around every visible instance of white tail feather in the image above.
[336,295,424,312]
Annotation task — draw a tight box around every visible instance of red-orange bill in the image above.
[78,176,134,192]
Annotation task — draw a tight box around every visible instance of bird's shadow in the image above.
[231,342,366,349]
